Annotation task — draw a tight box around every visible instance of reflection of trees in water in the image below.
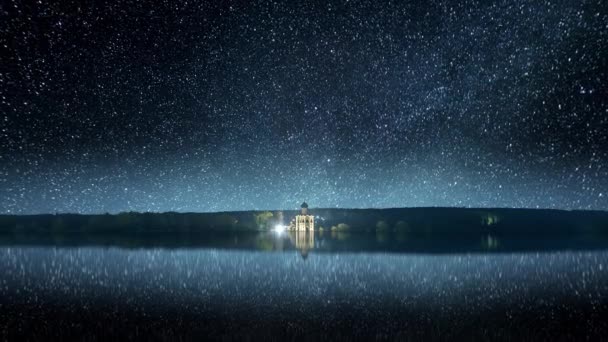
[254,233,286,251]
[255,235,274,251]
[481,235,500,250]
[330,231,350,240]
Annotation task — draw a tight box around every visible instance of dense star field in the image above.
[1,0,607,213]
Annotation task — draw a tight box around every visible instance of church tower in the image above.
[295,202,314,231]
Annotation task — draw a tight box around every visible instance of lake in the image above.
[1,231,608,340]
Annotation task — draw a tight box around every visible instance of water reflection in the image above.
[289,230,315,259]
[2,230,608,255]
[1,246,608,340]
[481,234,500,250]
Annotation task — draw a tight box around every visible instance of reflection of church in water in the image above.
[288,202,315,259]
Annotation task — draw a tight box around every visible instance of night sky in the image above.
[1,0,607,214]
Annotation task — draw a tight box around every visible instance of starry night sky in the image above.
[1,0,607,214]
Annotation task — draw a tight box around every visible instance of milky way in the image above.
[1,0,607,213]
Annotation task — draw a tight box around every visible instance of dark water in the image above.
[1,231,608,340]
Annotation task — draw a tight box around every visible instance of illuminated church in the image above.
[288,202,315,259]
[289,202,314,231]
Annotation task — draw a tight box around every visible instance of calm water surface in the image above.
[1,232,608,340]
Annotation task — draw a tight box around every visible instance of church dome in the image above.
[301,202,309,208]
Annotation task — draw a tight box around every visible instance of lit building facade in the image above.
[294,202,314,231]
